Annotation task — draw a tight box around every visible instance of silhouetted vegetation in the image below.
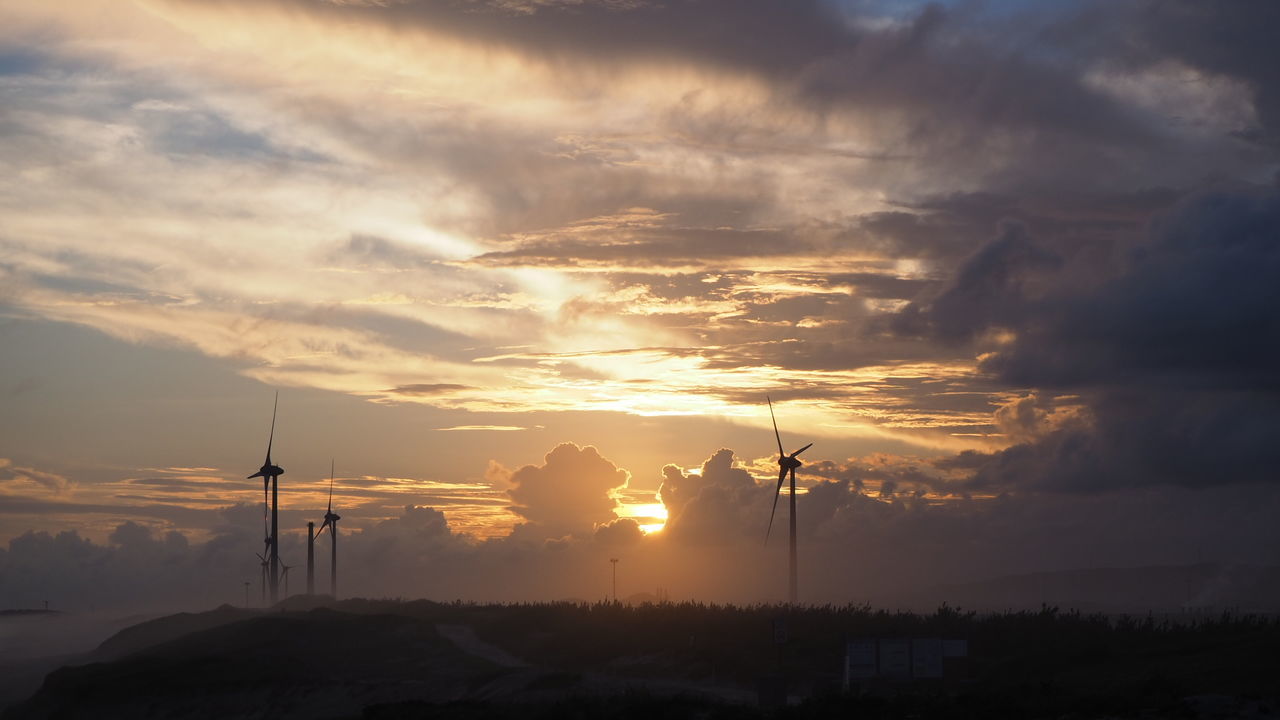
[6,599,1279,719]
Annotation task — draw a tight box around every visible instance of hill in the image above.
[5,599,1280,719]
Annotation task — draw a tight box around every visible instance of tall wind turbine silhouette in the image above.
[314,464,341,598]
[248,393,284,605]
[765,395,811,605]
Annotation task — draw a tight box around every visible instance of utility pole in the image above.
[610,558,619,602]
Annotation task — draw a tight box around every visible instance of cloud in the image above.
[593,517,643,546]
[506,442,629,537]
[0,459,72,495]
[3,0,1280,604]
[386,384,474,396]
[908,184,1280,491]
[659,449,766,544]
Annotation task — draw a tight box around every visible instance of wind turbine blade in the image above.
[327,461,335,513]
[265,391,278,464]
[791,442,813,458]
[768,395,785,458]
[765,472,785,545]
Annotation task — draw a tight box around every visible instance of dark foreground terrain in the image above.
[3,599,1278,719]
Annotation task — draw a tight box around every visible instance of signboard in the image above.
[772,617,788,645]
[911,638,943,678]
[942,639,969,658]
[845,640,877,680]
[878,639,911,679]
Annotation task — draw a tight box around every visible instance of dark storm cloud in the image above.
[181,0,1273,204]
[1122,0,1280,146]
[238,0,1143,146]
[983,186,1280,391]
[258,0,853,78]
[909,184,1280,491]
[472,185,1172,284]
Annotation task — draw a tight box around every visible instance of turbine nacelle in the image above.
[248,463,284,479]
[777,450,808,471]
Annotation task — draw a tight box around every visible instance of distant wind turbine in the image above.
[765,395,811,605]
[247,393,285,605]
[313,465,342,598]
[307,460,334,596]
[254,552,269,607]
[280,562,294,598]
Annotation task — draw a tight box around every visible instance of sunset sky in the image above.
[2,0,1279,609]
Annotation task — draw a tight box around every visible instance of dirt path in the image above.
[435,624,529,668]
[435,623,756,705]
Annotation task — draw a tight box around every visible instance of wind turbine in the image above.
[765,395,811,605]
[314,464,342,598]
[280,562,294,598]
[248,393,284,605]
[254,552,269,607]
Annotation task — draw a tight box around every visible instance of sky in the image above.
[1,0,1279,610]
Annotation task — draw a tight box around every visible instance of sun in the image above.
[617,502,669,534]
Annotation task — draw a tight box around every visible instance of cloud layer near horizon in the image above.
[6,442,1280,612]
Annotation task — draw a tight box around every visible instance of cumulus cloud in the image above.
[659,449,766,544]
[505,443,630,538]
[593,517,643,546]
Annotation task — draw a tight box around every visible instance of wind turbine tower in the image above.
[766,396,812,605]
[306,521,316,595]
[248,393,284,605]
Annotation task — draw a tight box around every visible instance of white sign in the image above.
[772,617,788,644]
[845,640,877,680]
[912,638,943,678]
[878,639,911,679]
